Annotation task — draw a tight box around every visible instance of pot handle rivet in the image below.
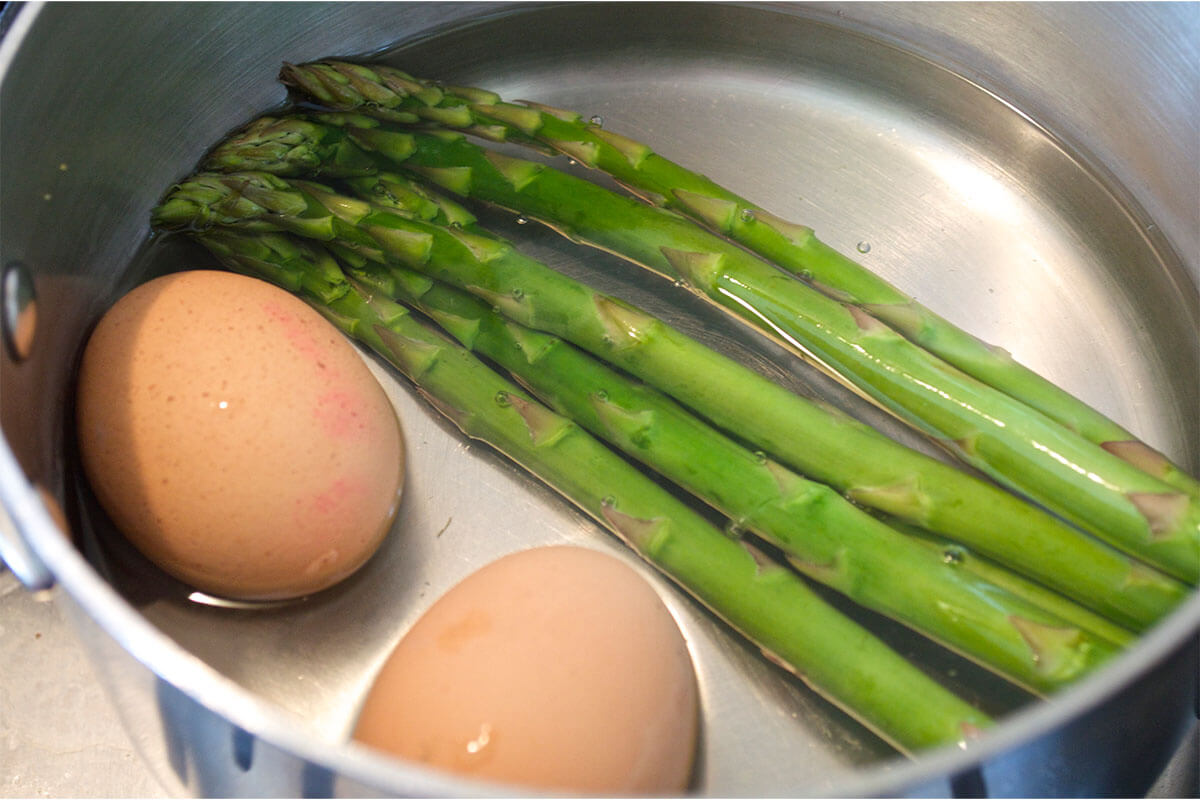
[2,261,37,361]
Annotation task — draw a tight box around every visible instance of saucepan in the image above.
[1,2,1197,796]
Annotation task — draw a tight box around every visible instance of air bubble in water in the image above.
[856,241,871,254]
[739,208,756,223]
[589,115,604,127]
[516,217,528,225]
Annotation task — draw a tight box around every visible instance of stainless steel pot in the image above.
[2,2,1197,796]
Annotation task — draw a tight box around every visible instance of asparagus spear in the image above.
[294,117,1199,584]
[152,167,1190,628]
[279,60,1199,499]
[331,240,1123,692]
[880,520,1135,649]
[189,226,992,753]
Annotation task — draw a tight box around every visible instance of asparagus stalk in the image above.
[280,60,1199,499]
[153,166,1190,629]
[297,117,1199,584]
[189,226,992,753]
[333,241,1123,692]
[880,520,1135,649]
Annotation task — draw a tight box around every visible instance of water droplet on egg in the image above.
[465,723,492,755]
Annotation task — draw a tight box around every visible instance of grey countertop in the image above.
[1,568,164,798]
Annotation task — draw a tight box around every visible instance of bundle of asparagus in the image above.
[155,168,1146,694]
[169,129,1190,634]
[145,61,1199,752]
[281,60,1200,499]
[268,66,1200,586]
[189,226,991,753]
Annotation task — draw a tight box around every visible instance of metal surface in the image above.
[1,2,1197,797]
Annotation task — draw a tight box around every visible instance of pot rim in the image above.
[1,1,1197,796]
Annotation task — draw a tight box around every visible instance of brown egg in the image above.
[353,545,699,794]
[75,270,404,600]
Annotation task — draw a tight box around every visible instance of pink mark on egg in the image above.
[260,299,343,380]
[310,476,367,517]
[314,389,366,440]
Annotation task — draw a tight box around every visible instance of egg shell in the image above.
[353,545,699,794]
[75,269,404,600]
